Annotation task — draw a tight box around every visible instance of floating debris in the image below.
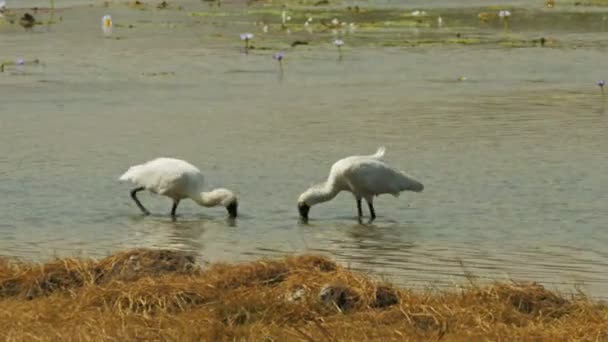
[19,13,36,29]
[290,40,308,47]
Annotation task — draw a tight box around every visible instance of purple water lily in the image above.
[16,58,25,65]
[273,52,284,77]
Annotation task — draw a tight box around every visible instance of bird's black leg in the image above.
[356,198,363,223]
[171,200,180,219]
[367,201,376,222]
[130,187,150,216]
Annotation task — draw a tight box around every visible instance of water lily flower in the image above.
[101,14,112,35]
[240,32,254,40]
[498,10,511,19]
[16,57,24,65]
[331,18,339,26]
[598,80,605,94]
[273,51,284,62]
[411,10,426,16]
[437,16,443,27]
[262,24,268,33]
[334,39,344,60]
[273,51,284,75]
[240,33,254,53]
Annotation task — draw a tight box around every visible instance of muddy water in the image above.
[1,1,608,297]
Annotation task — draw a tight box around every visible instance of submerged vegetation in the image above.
[0,249,606,340]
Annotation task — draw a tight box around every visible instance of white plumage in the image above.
[119,158,238,219]
[297,147,423,222]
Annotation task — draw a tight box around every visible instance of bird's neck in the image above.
[307,181,341,206]
[192,190,225,208]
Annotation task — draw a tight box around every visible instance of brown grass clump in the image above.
[0,249,606,341]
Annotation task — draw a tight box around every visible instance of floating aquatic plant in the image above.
[598,80,605,95]
[333,39,344,60]
[102,14,112,35]
[240,33,253,54]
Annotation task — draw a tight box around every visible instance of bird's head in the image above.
[297,186,320,223]
[297,200,310,223]
[208,188,238,218]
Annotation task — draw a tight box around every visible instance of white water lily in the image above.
[263,24,268,33]
[437,16,443,27]
[498,10,511,18]
[240,32,254,40]
[348,22,357,33]
[331,18,339,26]
[101,14,112,35]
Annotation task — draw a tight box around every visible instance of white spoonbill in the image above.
[119,158,238,219]
[297,147,423,222]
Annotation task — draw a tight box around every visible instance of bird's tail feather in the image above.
[372,146,386,159]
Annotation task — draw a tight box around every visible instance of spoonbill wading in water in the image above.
[119,158,238,219]
[297,147,423,223]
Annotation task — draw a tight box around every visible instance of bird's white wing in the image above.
[345,159,422,196]
[119,158,204,196]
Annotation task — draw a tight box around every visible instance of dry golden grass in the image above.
[0,249,606,341]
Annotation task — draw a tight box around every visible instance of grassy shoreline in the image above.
[0,249,606,340]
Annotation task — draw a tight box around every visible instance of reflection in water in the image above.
[122,216,207,255]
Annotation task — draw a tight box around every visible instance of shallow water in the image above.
[1,1,608,297]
